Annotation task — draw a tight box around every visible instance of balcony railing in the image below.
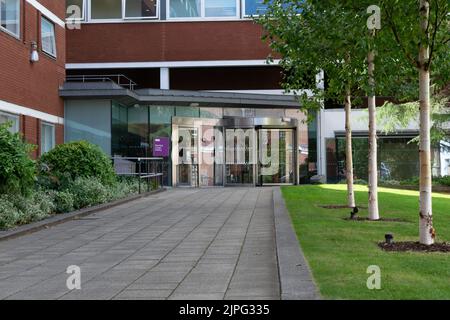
[66,74,137,90]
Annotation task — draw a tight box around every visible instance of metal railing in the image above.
[66,74,137,90]
[112,157,164,194]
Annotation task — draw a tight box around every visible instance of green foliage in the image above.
[39,141,116,187]
[435,176,450,187]
[0,195,20,230]
[48,190,75,213]
[68,177,111,209]
[377,96,450,145]
[0,122,36,195]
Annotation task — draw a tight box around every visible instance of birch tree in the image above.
[259,1,383,209]
[380,0,449,245]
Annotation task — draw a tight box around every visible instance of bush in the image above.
[48,190,75,213]
[435,176,450,187]
[39,141,116,187]
[0,122,36,195]
[11,192,54,225]
[68,177,110,209]
[0,195,20,230]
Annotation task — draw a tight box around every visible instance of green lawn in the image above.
[281,184,450,300]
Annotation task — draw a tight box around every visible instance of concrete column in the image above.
[160,68,170,90]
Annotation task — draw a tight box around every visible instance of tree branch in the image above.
[382,1,420,68]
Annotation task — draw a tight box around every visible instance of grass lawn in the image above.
[281,184,450,300]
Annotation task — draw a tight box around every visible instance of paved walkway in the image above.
[0,188,280,300]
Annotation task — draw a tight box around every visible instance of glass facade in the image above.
[329,136,442,182]
[66,100,311,187]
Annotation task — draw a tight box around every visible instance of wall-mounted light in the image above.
[30,41,39,63]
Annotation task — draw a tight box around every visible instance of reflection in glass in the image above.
[125,0,158,18]
[205,0,236,17]
[258,129,294,184]
[225,128,255,184]
[169,0,200,17]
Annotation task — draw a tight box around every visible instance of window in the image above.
[243,0,269,16]
[66,0,85,20]
[205,0,236,17]
[41,122,55,155]
[90,0,122,19]
[89,0,158,20]
[125,0,158,18]
[41,17,57,57]
[0,0,20,37]
[169,0,238,19]
[0,111,19,133]
[169,0,200,18]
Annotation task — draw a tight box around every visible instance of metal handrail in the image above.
[112,156,164,194]
[66,74,137,90]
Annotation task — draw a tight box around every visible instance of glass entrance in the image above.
[258,129,295,185]
[176,127,199,187]
[225,128,256,185]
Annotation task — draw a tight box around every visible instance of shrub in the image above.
[435,176,450,187]
[0,195,20,230]
[39,141,116,187]
[51,191,75,213]
[0,122,36,195]
[11,192,54,225]
[68,177,110,209]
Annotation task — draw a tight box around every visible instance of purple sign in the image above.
[153,137,170,157]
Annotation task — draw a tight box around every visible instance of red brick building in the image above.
[0,0,65,157]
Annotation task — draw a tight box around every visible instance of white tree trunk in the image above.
[368,51,380,220]
[418,0,434,245]
[345,93,356,208]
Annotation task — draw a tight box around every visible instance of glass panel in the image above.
[41,123,55,155]
[169,0,200,18]
[125,0,157,18]
[111,101,128,156]
[176,106,200,118]
[258,129,294,184]
[41,17,56,56]
[200,107,223,119]
[127,106,149,157]
[91,0,122,19]
[225,128,255,184]
[336,136,421,182]
[1,0,20,37]
[205,0,236,17]
[149,106,174,186]
[65,100,112,155]
[66,0,84,19]
[244,0,268,16]
[177,127,199,186]
[0,112,19,133]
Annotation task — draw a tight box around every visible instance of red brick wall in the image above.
[0,0,66,154]
[67,21,273,63]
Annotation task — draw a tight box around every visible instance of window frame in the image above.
[40,121,56,156]
[167,0,240,20]
[40,15,57,58]
[0,111,19,133]
[0,0,21,39]
[87,0,160,22]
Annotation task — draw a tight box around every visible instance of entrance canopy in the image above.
[59,81,302,109]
